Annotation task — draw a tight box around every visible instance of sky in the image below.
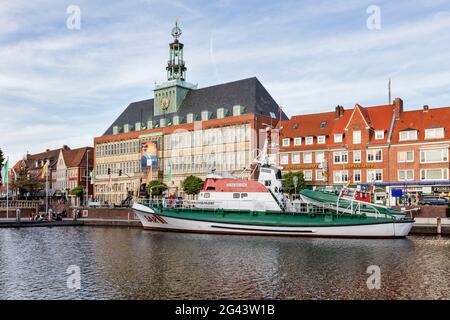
[1,0,450,165]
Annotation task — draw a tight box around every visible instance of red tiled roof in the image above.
[62,147,93,168]
[391,106,450,144]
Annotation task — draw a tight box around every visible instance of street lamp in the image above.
[85,149,91,207]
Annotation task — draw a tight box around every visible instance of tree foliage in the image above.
[146,180,168,197]
[70,186,84,198]
[11,167,44,197]
[282,171,306,195]
[182,175,204,195]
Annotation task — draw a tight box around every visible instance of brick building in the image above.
[277,98,450,205]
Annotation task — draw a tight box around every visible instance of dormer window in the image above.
[217,108,227,119]
[293,123,299,130]
[317,135,326,144]
[124,124,130,133]
[113,126,119,135]
[320,121,327,129]
[233,105,244,116]
[135,122,141,131]
[425,127,444,140]
[186,113,194,123]
[294,137,302,146]
[201,111,210,121]
[159,118,166,127]
[375,130,384,140]
[282,138,290,147]
[173,116,180,125]
[399,130,418,141]
[147,120,153,129]
[305,136,313,145]
[334,133,343,143]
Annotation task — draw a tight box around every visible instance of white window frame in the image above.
[303,170,313,181]
[315,151,324,164]
[375,130,385,140]
[334,133,343,143]
[333,170,349,183]
[399,130,418,141]
[333,151,348,164]
[291,153,300,164]
[303,152,313,164]
[353,130,361,144]
[425,127,444,140]
[305,136,313,145]
[398,169,414,181]
[282,138,290,147]
[353,150,361,163]
[367,169,383,183]
[397,150,414,163]
[317,135,326,144]
[315,170,324,181]
[280,154,289,165]
[420,149,448,163]
[294,137,302,146]
[420,168,448,181]
[353,170,361,183]
[367,149,383,162]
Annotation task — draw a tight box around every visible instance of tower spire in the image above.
[166,19,186,81]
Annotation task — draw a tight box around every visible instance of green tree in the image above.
[11,167,44,198]
[182,175,204,196]
[146,180,168,197]
[282,171,306,195]
[70,186,84,198]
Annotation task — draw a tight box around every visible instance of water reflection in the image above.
[0,227,448,299]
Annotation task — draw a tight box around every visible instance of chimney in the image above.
[423,105,429,112]
[335,105,344,119]
[46,149,50,152]
[63,145,70,150]
[393,98,403,120]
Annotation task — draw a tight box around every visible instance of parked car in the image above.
[419,196,449,206]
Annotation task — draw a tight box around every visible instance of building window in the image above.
[217,108,226,119]
[367,149,382,162]
[317,135,326,144]
[315,151,324,164]
[398,150,414,163]
[367,169,383,182]
[399,130,418,141]
[316,170,324,181]
[354,170,361,183]
[147,120,153,129]
[375,130,384,140]
[353,130,361,144]
[303,152,312,164]
[280,154,289,165]
[201,111,210,121]
[282,138,290,147]
[420,168,448,181]
[159,118,166,127]
[334,133,343,143]
[333,151,348,164]
[233,105,243,116]
[420,149,448,163]
[320,121,327,129]
[353,150,361,163]
[333,170,349,183]
[187,113,194,123]
[124,124,130,133]
[305,136,313,145]
[398,170,414,181]
[292,153,300,164]
[294,137,302,146]
[173,116,180,125]
[425,127,444,140]
[135,122,141,131]
[304,170,313,181]
[113,126,119,135]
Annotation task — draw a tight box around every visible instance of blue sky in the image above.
[1,0,450,164]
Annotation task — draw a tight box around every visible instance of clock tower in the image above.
[154,20,197,117]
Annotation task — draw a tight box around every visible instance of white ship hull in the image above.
[133,203,414,238]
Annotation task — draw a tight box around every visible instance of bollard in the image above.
[16,209,21,223]
[437,217,442,234]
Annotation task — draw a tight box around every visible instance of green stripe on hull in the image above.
[144,206,413,227]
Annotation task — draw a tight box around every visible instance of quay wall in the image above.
[0,208,38,219]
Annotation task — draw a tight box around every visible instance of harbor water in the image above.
[0,227,449,299]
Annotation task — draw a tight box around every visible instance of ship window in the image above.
[206,186,215,191]
[241,193,248,198]
[275,169,282,180]
[204,193,210,198]
[233,193,240,199]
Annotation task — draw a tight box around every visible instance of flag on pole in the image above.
[90,170,94,185]
[39,161,48,180]
[11,168,17,181]
[1,158,8,184]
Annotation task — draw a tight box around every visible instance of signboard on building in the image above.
[432,186,450,193]
[141,141,158,169]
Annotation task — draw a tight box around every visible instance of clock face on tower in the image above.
[161,97,170,110]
